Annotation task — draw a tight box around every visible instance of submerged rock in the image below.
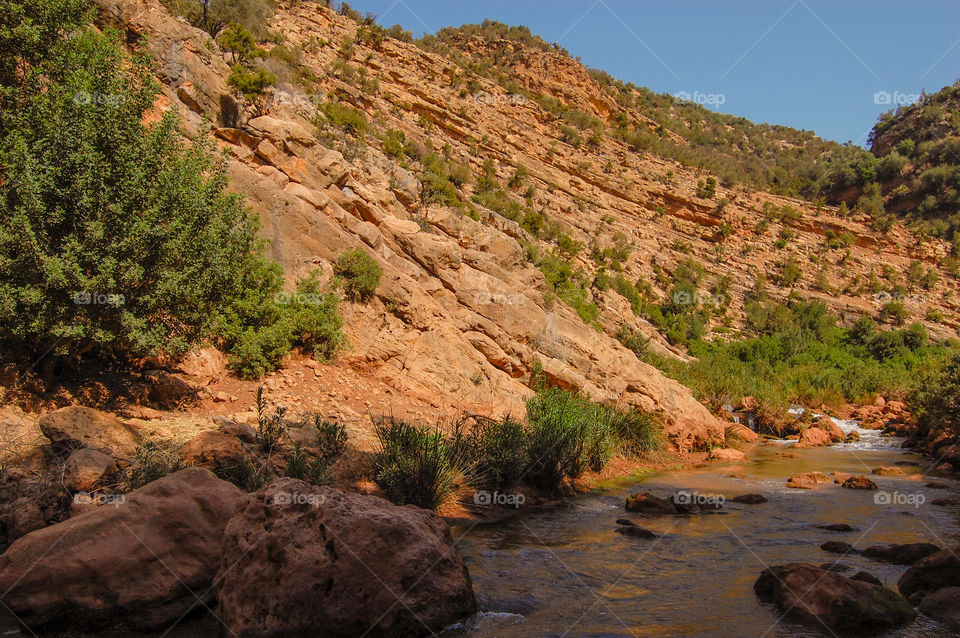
[615,526,657,539]
[818,523,856,532]
[821,541,857,555]
[787,472,830,489]
[730,493,767,504]
[625,492,677,515]
[862,543,941,565]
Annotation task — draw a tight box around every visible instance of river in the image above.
[447,420,960,637]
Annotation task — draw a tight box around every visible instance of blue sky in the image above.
[342,0,960,145]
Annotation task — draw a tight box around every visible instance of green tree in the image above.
[0,2,340,375]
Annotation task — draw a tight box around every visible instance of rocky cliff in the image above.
[91,0,958,450]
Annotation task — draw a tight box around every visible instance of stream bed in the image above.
[447,424,960,637]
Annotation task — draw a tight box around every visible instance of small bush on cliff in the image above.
[333,248,382,302]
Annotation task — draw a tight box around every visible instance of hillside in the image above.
[77,0,959,424]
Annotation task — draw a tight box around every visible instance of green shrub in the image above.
[333,248,382,302]
[523,386,593,490]
[373,418,463,510]
[254,387,287,450]
[560,125,582,148]
[464,415,527,492]
[917,353,960,438]
[0,12,311,371]
[605,406,663,455]
[313,416,348,462]
[126,441,184,489]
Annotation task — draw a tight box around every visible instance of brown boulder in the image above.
[38,406,142,457]
[0,468,242,632]
[62,448,115,492]
[917,587,960,630]
[794,427,832,448]
[862,543,941,566]
[219,420,258,442]
[842,475,878,490]
[215,479,476,637]
[708,448,746,462]
[899,544,960,598]
[786,472,830,489]
[754,563,915,631]
[730,493,768,504]
[625,491,678,514]
[180,430,245,470]
[0,498,46,546]
[872,465,905,476]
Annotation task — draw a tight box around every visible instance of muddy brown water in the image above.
[447,431,960,637]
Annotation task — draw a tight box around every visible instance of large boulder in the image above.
[862,543,941,566]
[38,406,142,457]
[917,587,960,630]
[0,468,242,632]
[215,479,476,637]
[898,544,960,598]
[754,563,915,631]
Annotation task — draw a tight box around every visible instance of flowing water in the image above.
[447,422,960,638]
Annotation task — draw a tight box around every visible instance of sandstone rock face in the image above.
[38,406,142,457]
[215,479,476,637]
[794,427,832,448]
[898,544,960,598]
[0,468,242,632]
[754,563,915,631]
